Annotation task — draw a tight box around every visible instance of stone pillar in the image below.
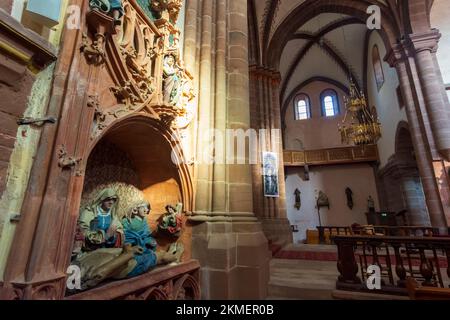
[400,170,430,226]
[408,30,450,161]
[387,45,448,231]
[186,0,270,299]
[249,66,292,246]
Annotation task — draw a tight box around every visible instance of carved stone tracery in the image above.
[83,0,195,139]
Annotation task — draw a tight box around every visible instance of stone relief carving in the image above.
[58,145,81,169]
[81,32,107,65]
[151,0,182,22]
[84,0,196,137]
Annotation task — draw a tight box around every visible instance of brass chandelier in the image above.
[339,79,382,145]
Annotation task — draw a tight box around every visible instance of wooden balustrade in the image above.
[317,225,442,245]
[333,235,450,296]
[372,226,440,237]
[317,226,352,244]
[284,145,379,167]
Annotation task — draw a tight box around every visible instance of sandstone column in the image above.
[186,0,270,299]
[249,67,292,246]
[408,31,450,161]
[387,45,448,231]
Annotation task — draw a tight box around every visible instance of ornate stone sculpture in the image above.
[158,203,183,237]
[71,188,136,290]
[85,0,196,136]
[150,0,168,19]
[122,200,184,277]
[70,190,184,291]
[149,0,182,21]
[77,188,124,251]
[163,54,182,105]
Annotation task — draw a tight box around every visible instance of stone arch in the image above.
[395,121,415,163]
[86,114,194,214]
[405,0,434,34]
[265,0,401,69]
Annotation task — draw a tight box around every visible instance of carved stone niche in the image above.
[81,9,115,65]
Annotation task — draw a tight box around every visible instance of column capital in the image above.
[271,71,282,86]
[248,65,281,84]
[385,44,407,68]
[405,29,441,55]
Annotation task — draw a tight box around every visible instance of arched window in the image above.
[294,94,311,120]
[320,89,339,117]
[372,45,385,90]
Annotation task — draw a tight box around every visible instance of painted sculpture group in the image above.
[70,188,184,291]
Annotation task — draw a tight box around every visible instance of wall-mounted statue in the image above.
[316,190,329,227]
[316,191,330,210]
[150,0,168,19]
[163,54,182,105]
[345,187,354,210]
[89,0,124,25]
[158,203,183,237]
[77,188,124,251]
[150,0,182,22]
[72,188,134,290]
[294,188,301,211]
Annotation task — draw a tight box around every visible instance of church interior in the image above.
[0,0,450,301]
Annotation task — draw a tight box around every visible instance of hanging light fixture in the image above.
[338,19,382,146]
[339,79,382,145]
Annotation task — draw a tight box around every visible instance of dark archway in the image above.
[378,122,430,226]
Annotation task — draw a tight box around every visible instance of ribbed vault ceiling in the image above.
[250,0,397,107]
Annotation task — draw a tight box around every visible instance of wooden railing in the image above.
[284,145,378,167]
[317,225,441,244]
[372,226,440,237]
[333,235,450,296]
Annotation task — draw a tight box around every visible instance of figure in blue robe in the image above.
[122,201,158,277]
[122,200,185,278]
[90,0,124,25]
